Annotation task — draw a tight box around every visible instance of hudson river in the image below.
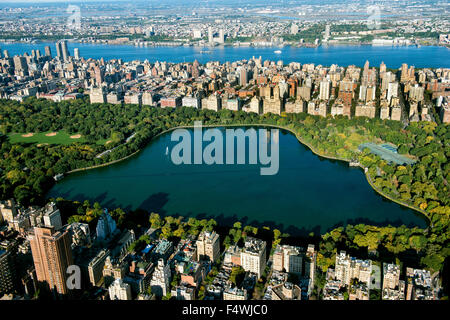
[2,42,449,68]
[47,127,427,235]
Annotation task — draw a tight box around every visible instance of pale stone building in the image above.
[271,282,301,300]
[182,96,201,109]
[272,245,303,274]
[319,80,331,100]
[330,103,345,117]
[391,106,402,121]
[383,263,401,290]
[124,92,142,106]
[262,85,282,115]
[223,287,247,300]
[106,92,122,105]
[409,84,424,102]
[307,101,327,117]
[349,283,369,300]
[196,231,220,263]
[103,256,127,287]
[240,237,266,279]
[202,94,222,111]
[387,82,399,103]
[171,285,195,300]
[334,251,372,287]
[380,104,390,120]
[285,99,305,113]
[88,249,109,286]
[108,278,132,300]
[243,96,261,114]
[224,98,241,111]
[297,85,311,101]
[89,87,106,104]
[0,199,18,226]
[355,103,376,118]
[142,92,155,106]
[150,259,171,297]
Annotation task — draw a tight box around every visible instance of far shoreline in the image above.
[1,39,443,49]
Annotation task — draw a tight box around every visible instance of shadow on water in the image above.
[48,187,77,200]
[376,191,429,226]
[49,189,134,213]
[49,189,428,237]
[148,209,421,237]
[328,216,422,232]
[137,192,169,215]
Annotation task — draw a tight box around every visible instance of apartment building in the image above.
[240,237,266,279]
[196,231,220,263]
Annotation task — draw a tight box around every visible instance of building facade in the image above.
[196,231,220,263]
[240,237,266,279]
[27,226,74,295]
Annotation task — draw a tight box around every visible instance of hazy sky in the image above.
[0,0,131,3]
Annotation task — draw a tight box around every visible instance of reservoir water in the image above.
[47,127,427,235]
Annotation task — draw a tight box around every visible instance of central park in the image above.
[0,96,448,275]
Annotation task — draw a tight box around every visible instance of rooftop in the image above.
[359,142,416,165]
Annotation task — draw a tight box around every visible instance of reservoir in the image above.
[47,127,427,235]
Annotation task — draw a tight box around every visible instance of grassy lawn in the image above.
[96,138,111,145]
[8,130,86,145]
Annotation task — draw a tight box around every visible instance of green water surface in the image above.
[47,127,427,235]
